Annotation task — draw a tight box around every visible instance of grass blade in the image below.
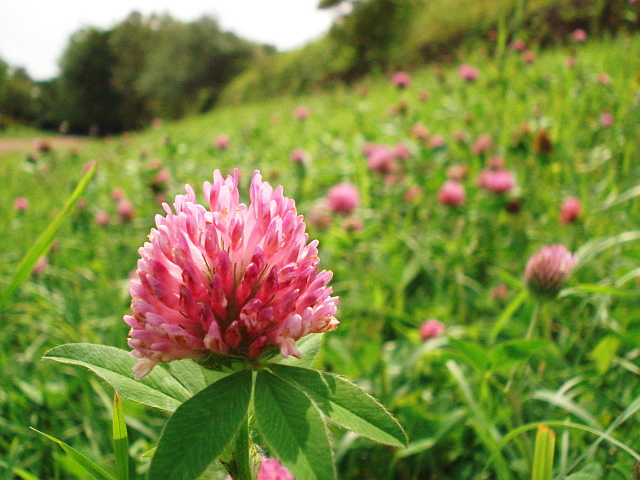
[0,162,96,312]
[112,393,129,480]
[31,427,116,480]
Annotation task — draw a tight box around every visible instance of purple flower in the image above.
[391,71,411,89]
[420,319,445,340]
[459,64,479,82]
[438,180,466,207]
[524,245,577,297]
[124,169,339,379]
[560,197,581,224]
[326,182,360,215]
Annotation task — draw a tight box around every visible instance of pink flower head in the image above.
[419,89,431,101]
[522,50,536,64]
[393,142,411,161]
[411,122,430,141]
[95,210,111,227]
[258,458,295,480]
[226,457,294,480]
[438,180,466,207]
[307,200,332,231]
[32,256,47,275]
[510,38,526,51]
[117,198,136,224]
[391,71,411,89]
[490,283,508,302]
[565,56,577,69]
[600,111,613,127]
[459,64,479,82]
[215,134,230,151]
[477,169,516,194]
[420,319,445,340]
[572,29,587,43]
[290,147,308,164]
[124,169,339,379]
[429,134,446,149]
[446,163,469,181]
[294,105,310,121]
[326,182,360,215]
[367,146,396,175]
[14,197,29,212]
[560,196,581,224]
[597,73,611,85]
[471,134,493,156]
[111,188,125,202]
[524,244,577,297]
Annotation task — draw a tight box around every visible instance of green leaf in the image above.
[44,343,191,412]
[31,428,116,480]
[0,163,96,312]
[112,394,129,480]
[447,338,490,372]
[148,369,252,480]
[270,364,406,447]
[490,339,548,371]
[589,336,620,375]
[564,463,603,480]
[276,333,324,368]
[166,359,208,394]
[531,425,555,480]
[255,369,335,480]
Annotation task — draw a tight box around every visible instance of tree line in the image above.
[0,12,273,135]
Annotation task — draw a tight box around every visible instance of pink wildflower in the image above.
[111,188,125,202]
[367,146,397,176]
[571,29,587,43]
[419,90,430,101]
[32,256,48,276]
[420,319,445,340]
[124,169,339,379]
[446,164,468,181]
[565,56,577,69]
[294,106,310,121]
[438,180,466,207]
[429,134,446,149]
[307,200,332,231]
[290,148,308,164]
[490,283,508,302]
[391,71,411,89]
[95,210,111,227]
[600,111,613,127]
[471,134,493,156]
[459,64,479,82]
[326,182,360,215]
[215,134,230,151]
[597,73,611,85]
[226,457,294,480]
[522,50,536,64]
[560,197,581,224]
[410,122,430,141]
[14,197,29,212]
[510,38,526,51]
[477,169,516,194]
[524,244,577,297]
[117,198,136,224]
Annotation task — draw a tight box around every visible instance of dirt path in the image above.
[0,136,93,153]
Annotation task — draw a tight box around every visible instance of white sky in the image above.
[0,0,335,80]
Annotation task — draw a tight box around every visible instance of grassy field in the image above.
[1,31,640,479]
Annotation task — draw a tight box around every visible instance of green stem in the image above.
[525,302,540,339]
[223,413,258,480]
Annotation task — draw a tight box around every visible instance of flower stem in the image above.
[222,413,258,480]
[525,302,540,339]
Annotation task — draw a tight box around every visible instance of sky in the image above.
[0,0,336,81]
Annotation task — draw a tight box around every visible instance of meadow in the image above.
[1,30,640,480]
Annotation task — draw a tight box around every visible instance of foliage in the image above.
[1,29,640,479]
